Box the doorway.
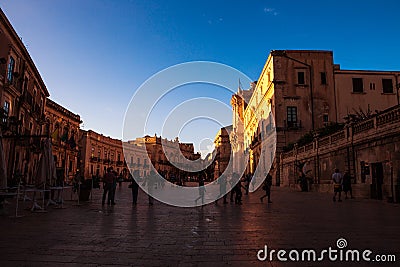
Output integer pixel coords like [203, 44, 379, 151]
[371, 162, 383, 200]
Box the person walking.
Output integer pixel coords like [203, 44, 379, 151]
[111, 169, 118, 204]
[143, 170, 157, 205]
[260, 173, 272, 203]
[233, 178, 244, 205]
[342, 171, 354, 199]
[195, 175, 206, 205]
[216, 172, 228, 204]
[230, 173, 239, 202]
[129, 173, 139, 205]
[102, 167, 116, 205]
[332, 168, 343, 202]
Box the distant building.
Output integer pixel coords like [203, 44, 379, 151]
[213, 126, 232, 179]
[0, 8, 50, 185]
[128, 134, 201, 181]
[44, 98, 81, 182]
[79, 130, 127, 179]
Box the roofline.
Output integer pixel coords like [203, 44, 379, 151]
[335, 69, 400, 74]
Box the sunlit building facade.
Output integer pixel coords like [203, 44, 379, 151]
[234, 50, 399, 186]
[0, 8, 50, 185]
[44, 98, 81, 182]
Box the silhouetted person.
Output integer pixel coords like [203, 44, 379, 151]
[260, 173, 272, 203]
[143, 170, 157, 205]
[234, 178, 244, 205]
[102, 167, 116, 205]
[230, 173, 239, 202]
[342, 171, 354, 199]
[332, 168, 343, 202]
[216, 173, 228, 204]
[195, 175, 206, 205]
[111, 169, 118, 204]
[130, 174, 139, 205]
[245, 173, 251, 195]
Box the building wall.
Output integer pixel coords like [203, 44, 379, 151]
[335, 69, 399, 121]
[44, 98, 81, 182]
[131, 135, 201, 181]
[281, 105, 400, 201]
[80, 130, 126, 179]
[214, 126, 232, 179]
[0, 8, 50, 185]
[235, 50, 400, 186]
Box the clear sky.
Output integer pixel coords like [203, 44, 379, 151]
[1, 0, 400, 155]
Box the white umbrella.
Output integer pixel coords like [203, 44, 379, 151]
[0, 129, 7, 189]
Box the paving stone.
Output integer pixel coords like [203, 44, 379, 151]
[0, 184, 399, 266]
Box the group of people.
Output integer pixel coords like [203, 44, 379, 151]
[211, 172, 273, 206]
[332, 168, 354, 202]
[102, 169, 274, 207]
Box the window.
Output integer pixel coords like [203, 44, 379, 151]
[323, 114, 329, 126]
[287, 106, 297, 127]
[382, 79, 393, 93]
[23, 77, 28, 93]
[369, 83, 375, 90]
[297, 71, 305, 85]
[352, 78, 363, 93]
[3, 100, 10, 123]
[7, 56, 15, 82]
[320, 72, 327, 85]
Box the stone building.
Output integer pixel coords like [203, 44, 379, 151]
[230, 84, 253, 175]
[79, 130, 127, 179]
[0, 8, 50, 185]
[44, 98, 81, 182]
[213, 126, 232, 179]
[281, 105, 400, 201]
[232, 50, 399, 186]
[334, 67, 399, 121]
[127, 135, 201, 181]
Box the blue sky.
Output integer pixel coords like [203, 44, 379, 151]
[1, 0, 400, 154]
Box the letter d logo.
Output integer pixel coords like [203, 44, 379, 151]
[257, 245, 268, 261]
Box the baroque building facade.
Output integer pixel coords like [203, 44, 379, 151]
[231, 50, 400, 186]
[213, 126, 232, 179]
[126, 135, 202, 181]
[0, 8, 49, 185]
[44, 98, 81, 182]
[79, 130, 128, 179]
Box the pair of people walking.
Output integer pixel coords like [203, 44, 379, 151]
[332, 168, 354, 202]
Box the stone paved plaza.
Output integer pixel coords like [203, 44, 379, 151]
[0, 184, 399, 267]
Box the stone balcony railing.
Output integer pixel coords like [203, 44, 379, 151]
[282, 105, 400, 160]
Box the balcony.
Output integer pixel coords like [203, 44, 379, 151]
[285, 120, 302, 130]
[116, 160, 124, 167]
